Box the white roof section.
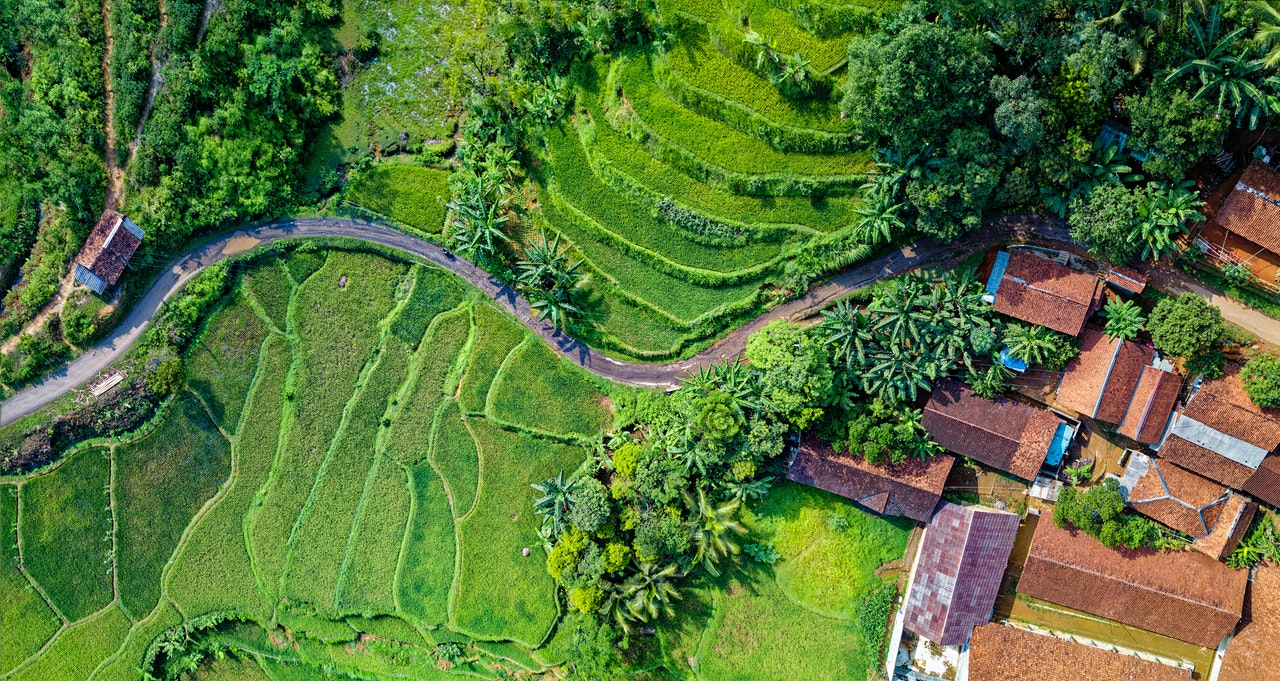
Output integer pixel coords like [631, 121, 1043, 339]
[1168, 414, 1269, 469]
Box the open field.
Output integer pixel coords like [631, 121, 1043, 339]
[186, 291, 269, 432]
[345, 165, 452, 235]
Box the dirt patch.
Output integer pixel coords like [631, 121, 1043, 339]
[599, 395, 614, 416]
[221, 235, 260, 256]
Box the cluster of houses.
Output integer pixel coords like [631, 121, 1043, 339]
[786, 248, 1280, 680]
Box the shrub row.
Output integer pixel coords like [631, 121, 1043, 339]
[764, 0, 882, 37]
[656, 198, 748, 245]
[603, 59, 865, 197]
[652, 49, 855, 154]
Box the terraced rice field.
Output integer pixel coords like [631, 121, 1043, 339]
[0, 251, 602, 680]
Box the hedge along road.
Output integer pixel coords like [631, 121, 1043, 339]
[4, 213, 1259, 427]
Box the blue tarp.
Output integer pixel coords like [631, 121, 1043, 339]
[999, 348, 1027, 373]
[1045, 422, 1072, 467]
[985, 251, 1009, 298]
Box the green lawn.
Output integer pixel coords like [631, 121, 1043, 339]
[186, 290, 269, 432]
[114, 392, 232, 619]
[489, 339, 611, 437]
[346, 165, 452, 234]
[18, 447, 114, 622]
[0, 485, 59, 674]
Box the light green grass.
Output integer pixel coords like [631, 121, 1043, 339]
[285, 339, 411, 612]
[384, 304, 471, 467]
[186, 291, 269, 432]
[336, 455, 412, 614]
[9, 602, 131, 681]
[615, 56, 867, 178]
[346, 166, 451, 234]
[284, 249, 328, 285]
[697, 565, 870, 681]
[167, 335, 288, 620]
[744, 481, 910, 617]
[430, 399, 480, 518]
[345, 614, 429, 645]
[390, 266, 467, 348]
[452, 420, 584, 645]
[246, 258, 293, 331]
[19, 447, 114, 622]
[457, 303, 526, 414]
[579, 84, 857, 232]
[397, 464, 456, 627]
[252, 252, 403, 601]
[489, 339, 610, 437]
[1, 485, 60, 674]
[93, 602, 184, 681]
[115, 393, 232, 619]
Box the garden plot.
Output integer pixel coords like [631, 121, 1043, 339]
[185, 290, 269, 432]
[345, 165, 452, 235]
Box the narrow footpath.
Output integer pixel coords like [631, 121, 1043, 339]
[4, 214, 1276, 426]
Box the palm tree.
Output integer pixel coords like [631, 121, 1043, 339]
[743, 31, 783, 72]
[531, 472, 578, 537]
[517, 229, 582, 292]
[721, 476, 773, 504]
[860, 344, 940, 404]
[447, 174, 511, 267]
[1138, 182, 1204, 261]
[853, 188, 906, 246]
[819, 300, 873, 367]
[1253, 1, 1280, 68]
[623, 561, 683, 623]
[1166, 7, 1274, 128]
[1002, 323, 1060, 366]
[1101, 299, 1147, 341]
[530, 288, 584, 332]
[687, 490, 746, 576]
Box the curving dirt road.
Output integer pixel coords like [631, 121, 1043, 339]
[0, 213, 1086, 426]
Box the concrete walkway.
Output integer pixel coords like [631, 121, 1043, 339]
[0, 213, 1191, 427]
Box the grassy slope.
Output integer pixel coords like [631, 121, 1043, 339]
[18, 447, 114, 622]
[186, 291, 269, 433]
[346, 166, 451, 234]
[114, 393, 233, 619]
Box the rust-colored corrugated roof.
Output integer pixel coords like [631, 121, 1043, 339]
[968, 623, 1192, 681]
[1219, 564, 1280, 681]
[904, 502, 1020, 646]
[1215, 160, 1280, 256]
[73, 209, 142, 288]
[1191, 493, 1256, 561]
[921, 379, 1059, 480]
[1017, 510, 1247, 648]
[1127, 459, 1229, 538]
[1184, 363, 1280, 451]
[992, 251, 1100, 336]
[1118, 367, 1182, 445]
[786, 434, 953, 522]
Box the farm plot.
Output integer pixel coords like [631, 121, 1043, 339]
[457, 302, 525, 414]
[489, 339, 611, 437]
[7, 603, 131, 681]
[430, 399, 480, 518]
[114, 392, 233, 619]
[245, 258, 293, 332]
[345, 165, 452, 234]
[185, 290, 269, 432]
[18, 447, 114, 623]
[384, 304, 472, 467]
[0, 485, 59, 673]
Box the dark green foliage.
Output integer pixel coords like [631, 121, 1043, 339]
[1053, 479, 1163, 550]
[1186, 346, 1226, 379]
[745, 320, 833, 429]
[819, 400, 935, 465]
[1, 381, 162, 474]
[285, 247, 328, 284]
[1227, 516, 1280, 569]
[570, 478, 612, 533]
[1148, 293, 1224, 358]
[842, 20, 993, 150]
[108, 0, 161, 143]
[148, 357, 186, 395]
[0, 325, 69, 386]
[1068, 184, 1145, 264]
[853, 583, 896, 665]
[146, 261, 234, 352]
[1127, 83, 1227, 182]
[1243, 352, 1280, 408]
[60, 290, 111, 347]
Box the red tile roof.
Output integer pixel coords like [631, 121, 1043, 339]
[1106, 266, 1147, 294]
[992, 251, 1101, 336]
[903, 502, 1020, 645]
[1215, 160, 1280, 256]
[968, 623, 1192, 681]
[1219, 564, 1280, 681]
[74, 209, 143, 288]
[1191, 493, 1256, 561]
[1018, 510, 1247, 648]
[921, 379, 1061, 480]
[1096, 340, 1155, 423]
[1117, 366, 1182, 445]
[1057, 330, 1158, 425]
[1127, 458, 1230, 538]
[786, 434, 953, 522]
[1242, 455, 1280, 508]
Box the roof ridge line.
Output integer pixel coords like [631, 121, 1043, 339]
[924, 405, 1026, 445]
[1035, 553, 1241, 615]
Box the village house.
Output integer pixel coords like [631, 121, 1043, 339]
[966, 623, 1192, 681]
[1055, 329, 1181, 444]
[983, 249, 1102, 337]
[902, 502, 1020, 646]
[1119, 453, 1257, 560]
[1209, 159, 1280, 265]
[1016, 510, 1247, 649]
[1218, 564, 1280, 680]
[786, 434, 952, 523]
[72, 209, 144, 295]
[921, 379, 1070, 481]
[1157, 362, 1280, 509]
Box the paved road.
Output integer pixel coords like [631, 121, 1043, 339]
[0, 213, 1090, 426]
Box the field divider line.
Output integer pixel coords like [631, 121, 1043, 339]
[245, 269, 305, 615]
[482, 336, 531, 422]
[332, 453, 385, 608]
[427, 400, 464, 523]
[276, 292, 405, 601]
[242, 281, 285, 337]
[0, 601, 123, 681]
[86, 592, 181, 681]
[106, 447, 130, 622]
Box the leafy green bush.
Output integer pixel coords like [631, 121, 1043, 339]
[1243, 352, 1280, 408]
[1053, 479, 1166, 550]
[1148, 293, 1223, 358]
